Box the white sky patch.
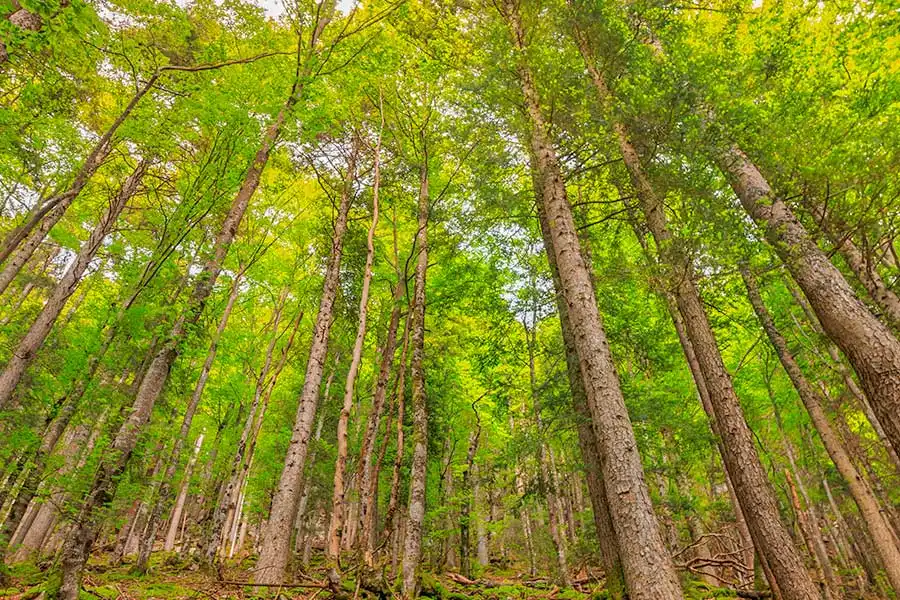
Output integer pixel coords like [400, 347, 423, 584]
[225, 0, 357, 19]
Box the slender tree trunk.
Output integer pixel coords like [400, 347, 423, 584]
[401, 156, 430, 600]
[383, 316, 411, 556]
[205, 290, 298, 565]
[255, 138, 358, 584]
[502, 4, 682, 597]
[327, 133, 381, 562]
[55, 65, 297, 597]
[715, 142, 900, 458]
[0, 162, 147, 408]
[134, 272, 244, 572]
[164, 434, 204, 551]
[0, 80, 158, 295]
[742, 266, 900, 593]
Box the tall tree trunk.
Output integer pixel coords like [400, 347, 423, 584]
[502, 4, 683, 597]
[255, 138, 358, 584]
[400, 155, 430, 600]
[134, 271, 244, 573]
[164, 433, 204, 551]
[358, 196, 404, 567]
[0, 161, 147, 408]
[55, 62, 300, 597]
[715, 142, 900, 458]
[383, 316, 411, 557]
[785, 277, 900, 473]
[0, 80, 158, 294]
[570, 17, 816, 597]
[804, 196, 900, 330]
[742, 266, 900, 593]
[204, 290, 298, 565]
[534, 179, 626, 598]
[327, 131, 381, 562]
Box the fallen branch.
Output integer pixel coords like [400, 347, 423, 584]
[215, 580, 328, 589]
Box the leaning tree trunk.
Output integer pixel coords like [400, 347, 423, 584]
[804, 196, 900, 331]
[0, 161, 147, 408]
[534, 177, 627, 599]
[400, 157, 430, 600]
[569, 20, 817, 596]
[56, 65, 300, 599]
[716, 142, 900, 459]
[0, 80, 159, 297]
[327, 132, 381, 562]
[502, 3, 683, 597]
[255, 139, 358, 584]
[742, 266, 900, 593]
[164, 433, 204, 551]
[204, 289, 296, 565]
[133, 271, 244, 573]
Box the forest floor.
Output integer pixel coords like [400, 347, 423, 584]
[0, 552, 603, 600]
[0, 553, 773, 600]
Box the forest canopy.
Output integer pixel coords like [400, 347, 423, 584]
[0, 0, 898, 598]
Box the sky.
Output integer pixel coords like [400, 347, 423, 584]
[254, 0, 357, 18]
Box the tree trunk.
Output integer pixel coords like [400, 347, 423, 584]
[804, 196, 900, 330]
[401, 156, 430, 600]
[358, 296, 403, 565]
[164, 433, 204, 551]
[134, 271, 243, 573]
[0, 161, 147, 408]
[716, 142, 900, 459]
[55, 62, 296, 596]
[255, 138, 358, 584]
[534, 192, 626, 597]
[358, 201, 405, 564]
[383, 316, 411, 557]
[205, 290, 299, 565]
[0, 78, 157, 295]
[327, 131, 381, 562]
[502, 4, 683, 597]
[742, 266, 900, 593]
